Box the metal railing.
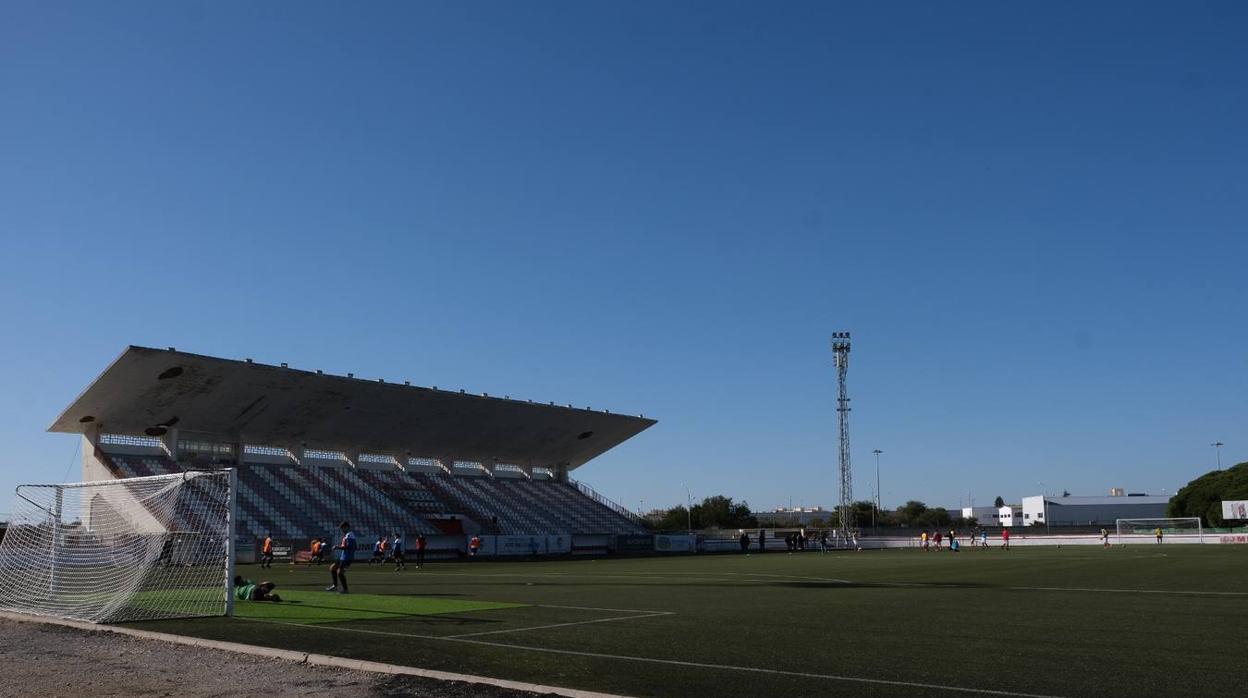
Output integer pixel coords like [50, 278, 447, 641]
[568, 478, 646, 527]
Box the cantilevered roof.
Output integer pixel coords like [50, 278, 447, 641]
[49, 347, 656, 470]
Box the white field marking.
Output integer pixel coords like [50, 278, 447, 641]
[444, 611, 672, 639]
[239, 618, 1067, 698]
[1007, 585, 1248, 597]
[724, 572, 854, 584]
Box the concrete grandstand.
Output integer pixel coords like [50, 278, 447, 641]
[50, 346, 655, 557]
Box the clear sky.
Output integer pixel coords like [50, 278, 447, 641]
[1, 2, 1245, 515]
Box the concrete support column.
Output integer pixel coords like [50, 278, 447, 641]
[161, 428, 180, 461]
[520, 465, 534, 480]
[553, 463, 570, 483]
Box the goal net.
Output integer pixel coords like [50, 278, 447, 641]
[1114, 517, 1203, 544]
[0, 470, 235, 624]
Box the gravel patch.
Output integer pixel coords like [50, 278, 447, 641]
[0, 619, 554, 698]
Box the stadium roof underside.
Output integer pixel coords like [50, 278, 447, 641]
[49, 346, 656, 470]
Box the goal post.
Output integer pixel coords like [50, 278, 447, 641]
[1114, 517, 1203, 545]
[0, 470, 234, 624]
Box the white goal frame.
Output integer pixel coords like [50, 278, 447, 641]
[0, 469, 236, 624]
[1114, 517, 1203, 544]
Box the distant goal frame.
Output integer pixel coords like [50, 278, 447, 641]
[1114, 517, 1203, 544]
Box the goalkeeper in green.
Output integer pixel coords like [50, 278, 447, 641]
[233, 576, 282, 602]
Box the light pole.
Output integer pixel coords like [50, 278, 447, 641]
[683, 485, 693, 535]
[1212, 442, 1224, 470]
[872, 449, 883, 531]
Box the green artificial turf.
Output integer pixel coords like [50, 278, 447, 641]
[126, 547, 1248, 698]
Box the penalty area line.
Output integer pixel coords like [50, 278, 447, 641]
[240, 618, 1069, 698]
[445, 611, 673, 639]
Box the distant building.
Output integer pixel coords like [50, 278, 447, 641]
[956, 506, 1002, 525]
[1021, 495, 1168, 526]
[997, 505, 1022, 527]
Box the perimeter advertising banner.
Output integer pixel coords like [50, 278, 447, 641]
[615, 534, 654, 553]
[253, 538, 293, 561]
[1222, 501, 1248, 520]
[654, 534, 695, 552]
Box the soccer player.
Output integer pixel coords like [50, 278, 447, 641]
[392, 532, 406, 571]
[326, 521, 356, 594]
[1100, 528, 1110, 548]
[370, 537, 384, 564]
[468, 534, 481, 558]
[260, 534, 274, 569]
[1001, 527, 1011, 550]
[921, 530, 929, 551]
[234, 575, 282, 603]
[1155, 527, 1163, 544]
[980, 529, 988, 549]
[415, 532, 427, 568]
[933, 531, 943, 550]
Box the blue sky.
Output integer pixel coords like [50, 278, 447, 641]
[1, 2, 1245, 514]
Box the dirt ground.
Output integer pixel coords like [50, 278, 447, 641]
[0, 619, 554, 698]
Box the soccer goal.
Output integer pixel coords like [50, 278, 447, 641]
[1114, 517, 1203, 545]
[0, 469, 236, 624]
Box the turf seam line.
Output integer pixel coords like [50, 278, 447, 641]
[0, 610, 635, 698]
[536, 603, 673, 613]
[1009, 586, 1248, 596]
[241, 617, 1071, 698]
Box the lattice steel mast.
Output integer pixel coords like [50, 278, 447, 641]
[831, 332, 854, 539]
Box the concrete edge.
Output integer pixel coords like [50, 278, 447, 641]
[0, 610, 633, 698]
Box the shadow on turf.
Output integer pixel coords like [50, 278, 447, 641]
[271, 601, 502, 627]
[776, 581, 996, 590]
[441, 580, 998, 591]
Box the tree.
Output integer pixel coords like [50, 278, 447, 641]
[656, 505, 692, 531]
[917, 507, 952, 528]
[1168, 462, 1248, 526]
[898, 500, 928, 526]
[993, 496, 1005, 508]
[652, 495, 758, 531]
[693, 495, 758, 529]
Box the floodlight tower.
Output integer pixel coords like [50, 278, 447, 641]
[831, 332, 854, 539]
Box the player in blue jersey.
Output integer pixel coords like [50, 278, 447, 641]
[326, 521, 356, 594]
[391, 532, 406, 571]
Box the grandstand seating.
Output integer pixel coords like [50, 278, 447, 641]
[100, 452, 643, 542]
[412, 472, 645, 536]
[103, 454, 182, 479]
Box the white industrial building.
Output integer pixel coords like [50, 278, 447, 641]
[959, 494, 1169, 527]
[957, 505, 1021, 526]
[1021, 494, 1169, 526]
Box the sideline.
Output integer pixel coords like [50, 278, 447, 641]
[0, 610, 633, 698]
[240, 616, 1070, 698]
